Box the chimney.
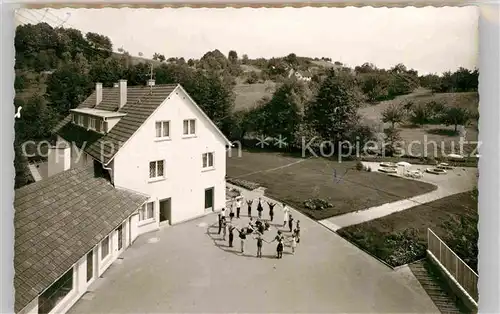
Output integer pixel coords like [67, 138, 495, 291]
[95, 82, 103, 106]
[119, 79, 127, 109]
[113, 82, 119, 88]
[48, 141, 71, 177]
[147, 79, 155, 87]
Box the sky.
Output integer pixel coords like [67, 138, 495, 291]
[17, 6, 479, 75]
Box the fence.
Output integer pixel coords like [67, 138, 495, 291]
[427, 228, 478, 303]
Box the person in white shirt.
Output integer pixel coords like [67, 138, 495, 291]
[283, 203, 289, 227]
[236, 197, 242, 219]
[221, 206, 226, 219]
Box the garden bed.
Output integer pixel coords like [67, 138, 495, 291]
[226, 177, 261, 191]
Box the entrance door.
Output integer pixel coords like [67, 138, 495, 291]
[205, 187, 214, 212]
[159, 198, 171, 225]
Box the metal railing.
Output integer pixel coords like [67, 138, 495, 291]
[427, 228, 478, 302]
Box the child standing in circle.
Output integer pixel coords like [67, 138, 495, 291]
[257, 198, 264, 219]
[236, 197, 242, 218]
[283, 203, 289, 227]
[254, 232, 265, 258]
[290, 231, 297, 254]
[246, 199, 254, 217]
[237, 228, 247, 253]
[271, 231, 285, 259]
[267, 201, 276, 222]
[288, 214, 294, 233]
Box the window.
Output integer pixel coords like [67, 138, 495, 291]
[86, 250, 93, 282]
[72, 113, 76, 123]
[202, 152, 214, 168]
[117, 225, 123, 250]
[100, 120, 107, 133]
[155, 121, 170, 138]
[139, 202, 155, 221]
[149, 160, 165, 179]
[38, 268, 73, 314]
[101, 236, 110, 260]
[77, 115, 84, 126]
[89, 118, 96, 130]
[183, 119, 196, 136]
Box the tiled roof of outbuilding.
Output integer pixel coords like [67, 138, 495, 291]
[14, 165, 148, 312]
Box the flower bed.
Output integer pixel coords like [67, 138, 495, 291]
[226, 177, 261, 190]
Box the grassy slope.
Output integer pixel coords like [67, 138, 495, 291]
[233, 81, 277, 111]
[337, 191, 477, 267]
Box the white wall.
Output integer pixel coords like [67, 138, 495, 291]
[55, 136, 92, 170]
[47, 146, 71, 177]
[113, 87, 227, 227]
[106, 117, 122, 132]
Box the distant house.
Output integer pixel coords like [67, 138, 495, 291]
[15, 79, 232, 314]
[288, 68, 312, 81]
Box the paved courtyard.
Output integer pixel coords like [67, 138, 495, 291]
[69, 186, 439, 313]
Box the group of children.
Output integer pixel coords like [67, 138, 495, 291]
[217, 196, 301, 259]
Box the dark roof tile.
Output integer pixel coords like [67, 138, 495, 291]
[54, 85, 178, 164]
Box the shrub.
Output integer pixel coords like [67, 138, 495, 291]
[384, 228, 426, 266]
[304, 198, 333, 211]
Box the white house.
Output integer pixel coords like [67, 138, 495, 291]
[287, 68, 312, 81]
[15, 80, 232, 314]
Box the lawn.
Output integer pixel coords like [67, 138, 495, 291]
[227, 150, 436, 220]
[337, 191, 478, 269]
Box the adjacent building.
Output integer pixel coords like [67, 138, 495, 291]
[15, 80, 232, 314]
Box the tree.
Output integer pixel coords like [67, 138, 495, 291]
[228, 50, 238, 63]
[383, 127, 403, 157]
[257, 80, 306, 143]
[85, 32, 112, 58]
[409, 104, 431, 126]
[382, 104, 405, 128]
[242, 54, 249, 64]
[15, 94, 58, 141]
[246, 71, 259, 84]
[442, 107, 472, 133]
[158, 54, 166, 62]
[360, 72, 389, 102]
[89, 57, 126, 87]
[304, 69, 363, 144]
[45, 63, 92, 115]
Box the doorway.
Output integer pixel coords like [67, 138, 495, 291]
[159, 198, 171, 225]
[205, 187, 214, 212]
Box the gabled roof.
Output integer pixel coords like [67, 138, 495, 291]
[54, 84, 232, 166]
[14, 165, 148, 312]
